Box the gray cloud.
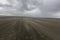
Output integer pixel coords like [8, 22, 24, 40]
[42, 0, 60, 18]
[0, 0, 60, 18]
[43, 0, 60, 12]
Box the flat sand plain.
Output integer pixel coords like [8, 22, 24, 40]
[0, 16, 60, 40]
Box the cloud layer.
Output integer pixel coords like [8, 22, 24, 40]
[0, 0, 60, 18]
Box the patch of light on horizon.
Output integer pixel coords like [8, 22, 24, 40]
[0, 14, 11, 15]
[53, 12, 60, 18]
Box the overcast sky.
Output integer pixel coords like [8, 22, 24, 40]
[0, 0, 60, 18]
